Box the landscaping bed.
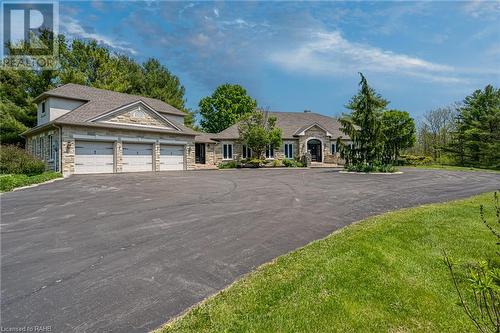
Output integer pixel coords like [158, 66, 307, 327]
[0, 145, 62, 192]
[160, 192, 496, 332]
[0, 172, 62, 192]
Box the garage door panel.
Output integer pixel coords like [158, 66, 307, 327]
[122, 143, 153, 172]
[160, 145, 183, 170]
[75, 141, 114, 174]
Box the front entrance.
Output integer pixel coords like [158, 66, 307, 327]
[195, 143, 206, 164]
[307, 139, 322, 162]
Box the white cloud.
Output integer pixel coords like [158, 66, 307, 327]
[269, 30, 463, 83]
[463, 0, 500, 18]
[213, 8, 219, 17]
[190, 33, 209, 47]
[61, 16, 137, 55]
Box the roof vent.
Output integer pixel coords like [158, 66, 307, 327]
[304, 109, 311, 113]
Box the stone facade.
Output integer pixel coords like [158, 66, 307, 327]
[26, 125, 196, 176]
[104, 106, 172, 128]
[212, 126, 345, 166]
[26, 128, 60, 172]
[298, 125, 331, 163]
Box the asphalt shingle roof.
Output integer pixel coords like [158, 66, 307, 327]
[34, 83, 187, 119]
[216, 111, 346, 139]
[28, 83, 198, 135]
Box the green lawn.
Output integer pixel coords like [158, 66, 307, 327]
[403, 164, 500, 173]
[0, 172, 62, 192]
[160, 192, 497, 333]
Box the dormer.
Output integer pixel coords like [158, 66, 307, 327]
[37, 96, 86, 126]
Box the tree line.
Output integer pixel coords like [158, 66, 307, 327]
[1, 34, 193, 145]
[410, 85, 499, 169]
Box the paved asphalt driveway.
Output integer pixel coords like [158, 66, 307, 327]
[1, 168, 499, 332]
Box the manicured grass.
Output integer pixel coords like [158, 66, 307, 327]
[0, 172, 62, 192]
[160, 192, 497, 333]
[403, 164, 500, 173]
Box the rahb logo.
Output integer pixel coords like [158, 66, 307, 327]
[1, 0, 59, 69]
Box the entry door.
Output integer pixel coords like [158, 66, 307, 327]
[308, 141, 322, 162]
[75, 141, 114, 174]
[160, 145, 184, 170]
[195, 143, 205, 164]
[122, 143, 153, 172]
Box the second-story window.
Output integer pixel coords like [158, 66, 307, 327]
[41, 101, 46, 114]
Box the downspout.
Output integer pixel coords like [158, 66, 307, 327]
[54, 124, 63, 174]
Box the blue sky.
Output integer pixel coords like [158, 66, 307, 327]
[60, 1, 500, 121]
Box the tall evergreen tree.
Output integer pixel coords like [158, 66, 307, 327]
[339, 73, 388, 165]
[448, 85, 500, 168]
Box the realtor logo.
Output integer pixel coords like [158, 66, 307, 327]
[1, 0, 59, 69]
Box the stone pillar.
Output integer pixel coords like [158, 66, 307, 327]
[61, 138, 75, 177]
[185, 142, 195, 170]
[154, 142, 160, 171]
[115, 141, 123, 173]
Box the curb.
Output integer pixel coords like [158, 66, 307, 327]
[1, 177, 64, 194]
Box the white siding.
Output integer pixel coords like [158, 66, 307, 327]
[37, 97, 85, 125]
[164, 114, 185, 125]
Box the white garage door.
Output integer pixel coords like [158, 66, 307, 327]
[122, 143, 153, 172]
[160, 145, 184, 171]
[75, 141, 114, 174]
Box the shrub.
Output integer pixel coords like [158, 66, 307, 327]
[218, 161, 238, 169]
[282, 158, 293, 167]
[346, 163, 397, 173]
[444, 192, 500, 333]
[271, 159, 283, 167]
[283, 159, 305, 168]
[245, 158, 264, 168]
[0, 145, 46, 175]
[0, 172, 62, 192]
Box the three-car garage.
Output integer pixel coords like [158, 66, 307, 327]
[73, 139, 185, 174]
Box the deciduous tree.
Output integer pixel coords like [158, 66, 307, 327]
[199, 84, 257, 133]
[238, 110, 282, 160]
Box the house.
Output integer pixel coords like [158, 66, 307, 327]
[23, 84, 349, 176]
[206, 111, 350, 166]
[23, 83, 202, 176]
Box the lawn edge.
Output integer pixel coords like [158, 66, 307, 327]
[153, 191, 494, 332]
[0, 174, 64, 194]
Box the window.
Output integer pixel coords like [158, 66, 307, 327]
[131, 108, 146, 118]
[331, 143, 336, 154]
[38, 137, 44, 158]
[265, 145, 274, 159]
[48, 135, 54, 160]
[31, 139, 36, 155]
[284, 143, 293, 159]
[223, 143, 233, 160]
[242, 145, 252, 159]
[41, 101, 46, 114]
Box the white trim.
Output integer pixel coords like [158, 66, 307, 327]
[121, 137, 158, 143]
[100, 121, 174, 130]
[306, 137, 324, 162]
[296, 123, 332, 137]
[265, 144, 275, 159]
[158, 139, 187, 145]
[284, 142, 294, 159]
[222, 142, 233, 160]
[89, 100, 182, 131]
[73, 134, 118, 141]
